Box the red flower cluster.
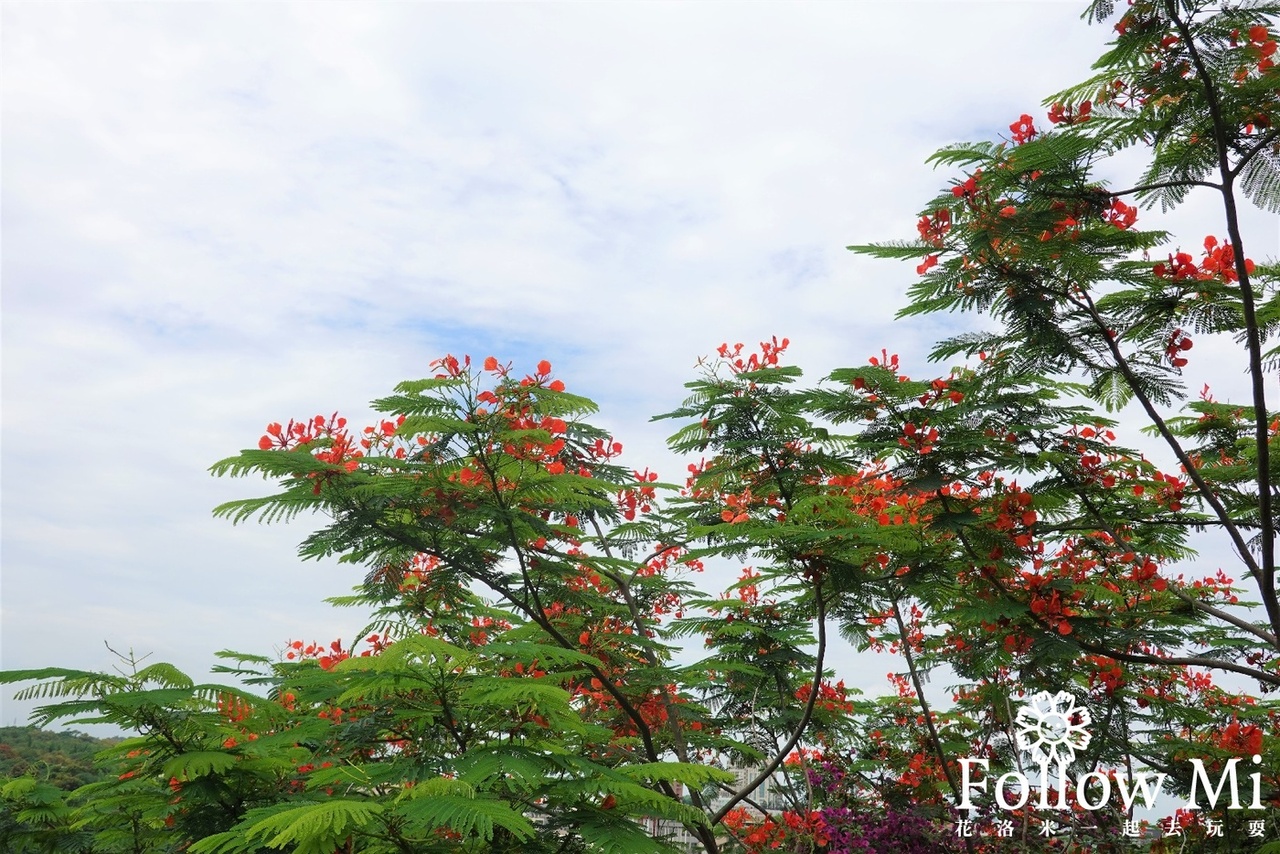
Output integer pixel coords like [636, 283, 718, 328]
[1200, 235, 1256, 283]
[469, 615, 510, 646]
[1166, 328, 1193, 368]
[259, 413, 350, 452]
[1242, 24, 1277, 74]
[1028, 583, 1078, 636]
[1104, 198, 1137, 229]
[217, 693, 252, 724]
[617, 468, 659, 521]
[916, 207, 951, 247]
[1128, 556, 1168, 592]
[794, 679, 855, 714]
[1009, 114, 1036, 144]
[951, 171, 981, 200]
[1086, 655, 1126, 696]
[1149, 469, 1186, 512]
[899, 421, 939, 455]
[257, 413, 368, 492]
[1153, 252, 1201, 281]
[867, 349, 900, 372]
[1220, 718, 1264, 755]
[1048, 100, 1092, 126]
[431, 353, 470, 378]
[1153, 236, 1258, 288]
[285, 638, 349, 671]
[716, 336, 791, 374]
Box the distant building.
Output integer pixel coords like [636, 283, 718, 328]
[640, 766, 791, 852]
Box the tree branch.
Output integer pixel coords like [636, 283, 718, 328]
[711, 583, 827, 825]
[1169, 0, 1279, 639]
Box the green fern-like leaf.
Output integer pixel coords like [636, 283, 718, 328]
[133, 662, 195, 689]
[187, 831, 260, 854]
[1239, 143, 1280, 213]
[211, 490, 324, 525]
[1, 669, 127, 699]
[454, 746, 558, 790]
[242, 800, 384, 854]
[616, 761, 735, 789]
[394, 792, 535, 842]
[575, 814, 683, 853]
[163, 751, 238, 781]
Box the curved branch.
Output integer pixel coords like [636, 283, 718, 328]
[1229, 127, 1280, 179]
[711, 583, 827, 825]
[1072, 635, 1280, 686]
[1168, 587, 1279, 648]
[713, 783, 777, 824]
[362, 507, 675, 783]
[1031, 435, 1280, 649]
[942, 495, 1280, 687]
[1167, 0, 1278, 640]
[891, 600, 965, 802]
[1106, 178, 1221, 196]
[892, 600, 978, 854]
[1065, 287, 1267, 588]
[585, 515, 720, 853]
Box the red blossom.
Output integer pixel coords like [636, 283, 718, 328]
[1104, 199, 1138, 229]
[951, 171, 981, 199]
[1048, 100, 1092, 125]
[916, 207, 952, 247]
[1220, 719, 1264, 755]
[1009, 114, 1037, 144]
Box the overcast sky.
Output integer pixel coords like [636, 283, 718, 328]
[3, 2, 1273, 732]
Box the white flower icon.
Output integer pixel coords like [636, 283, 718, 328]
[1014, 691, 1092, 768]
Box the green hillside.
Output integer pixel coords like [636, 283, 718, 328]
[0, 726, 117, 790]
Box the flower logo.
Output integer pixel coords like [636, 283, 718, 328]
[1014, 691, 1092, 768]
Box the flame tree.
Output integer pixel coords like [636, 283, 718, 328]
[4, 2, 1280, 852]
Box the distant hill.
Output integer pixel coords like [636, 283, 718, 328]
[0, 726, 119, 790]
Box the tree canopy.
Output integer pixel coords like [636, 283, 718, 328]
[4, 1, 1280, 852]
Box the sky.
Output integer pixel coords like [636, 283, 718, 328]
[2, 2, 1274, 734]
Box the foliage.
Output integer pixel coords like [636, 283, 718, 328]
[0, 727, 118, 790]
[0, 727, 119, 852]
[4, 2, 1280, 852]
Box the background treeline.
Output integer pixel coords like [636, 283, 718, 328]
[0, 726, 118, 790]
